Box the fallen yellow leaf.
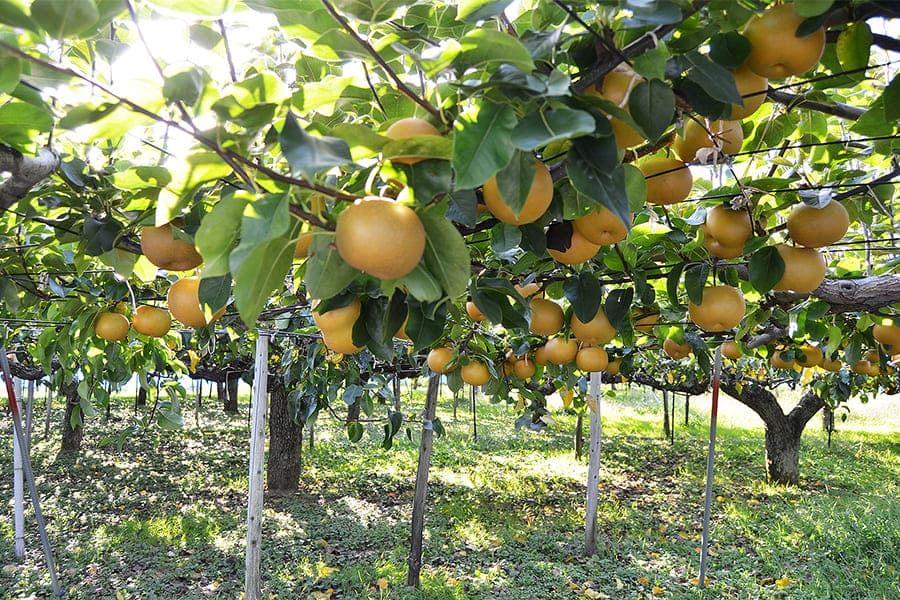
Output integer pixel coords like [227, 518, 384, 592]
[652, 585, 664, 595]
[376, 578, 388, 590]
[775, 577, 794, 588]
[638, 575, 650, 585]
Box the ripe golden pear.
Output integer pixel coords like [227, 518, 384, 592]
[743, 3, 826, 79]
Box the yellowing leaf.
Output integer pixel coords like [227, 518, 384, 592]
[652, 585, 664, 595]
[638, 576, 650, 585]
[311, 590, 334, 600]
[513, 534, 526, 543]
[376, 578, 388, 590]
[775, 577, 794, 588]
[188, 349, 200, 373]
[317, 564, 335, 577]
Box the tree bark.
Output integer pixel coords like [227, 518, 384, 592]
[720, 375, 825, 485]
[223, 373, 239, 414]
[60, 381, 82, 454]
[662, 390, 671, 439]
[266, 377, 302, 493]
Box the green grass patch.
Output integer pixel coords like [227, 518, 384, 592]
[0, 385, 896, 599]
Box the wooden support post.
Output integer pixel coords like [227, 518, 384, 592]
[25, 380, 34, 447]
[584, 371, 602, 555]
[244, 334, 269, 600]
[407, 375, 439, 588]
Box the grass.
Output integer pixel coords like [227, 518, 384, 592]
[0, 382, 897, 599]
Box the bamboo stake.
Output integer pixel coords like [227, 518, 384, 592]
[584, 371, 602, 555]
[0, 350, 61, 595]
[244, 334, 269, 600]
[698, 346, 723, 589]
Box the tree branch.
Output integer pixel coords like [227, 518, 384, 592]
[0, 145, 60, 213]
[773, 274, 900, 314]
[720, 371, 787, 426]
[319, 0, 443, 124]
[573, 0, 711, 94]
[766, 88, 866, 121]
[787, 391, 825, 433]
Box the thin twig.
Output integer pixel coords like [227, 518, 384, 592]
[217, 19, 239, 83]
[362, 62, 387, 118]
[553, 0, 631, 67]
[0, 41, 360, 211]
[319, 0, 443, 123]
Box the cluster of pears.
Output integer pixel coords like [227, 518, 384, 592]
[93, 303, 173, 342]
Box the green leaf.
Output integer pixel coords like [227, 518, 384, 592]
[198, 274, 231, 314]
[457, 0, 512, 22]
[454, 29, 535, 74]
[229, 194, 296, 325]
[491, 151, 536, 219]
[564, 271, 602, 324]
[793, 0, 834, 17]
[382, 135, 452, 162]
[30, 0, 98, 38]
[628, 79, 675, 142]
[355, 297, 393, 361]
[519, 28, 562, 60]
[303, 233, 359, 300]
[510, 107, 595, 151]
[0, 1, 37, 30]
[404, 298, 448, 350]
[566, 138, 629, 231]
[163, 67, 206, 107]
[0, 101, 52, 152]
[491, 223, 521, 255]
[883, 74, 900, 122]
[631, 46, 669, 81]
[347, 420, 364, 442]
[82, 216, 122, 256]
[623, 164, 646, 214]
[679, 51, 743, 105]
[196, 193, 249, 278]
[395, 159, 453, 202]
[0, 52, 21, 94]
[331, 122, 388, 160]
[452, 102, 517, 190]
[683, 263, 709, 305]
[280, 112, 352, 178]
[471, 278, 528, 331]
[390, 263, 442, 302]
[749, 246, 785, 295]
[419, 203, 471, 300]
[836, 22, 872, 82]
[604, 288, 633, 332]
[708, 31, 751, 68]
[146, 0, 236, 18]
[331, 0, 403, 23]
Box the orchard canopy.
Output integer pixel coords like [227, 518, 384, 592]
[0, 0, 899, 429]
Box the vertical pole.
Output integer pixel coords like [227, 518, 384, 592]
[407, 375, 440, 588]
[393, 372, 401, 412]
[584, 371, 602, 555]
[662, 389, 670, 440]
[25, 380, 35, 447]
[13, 379, 25, 560]
[43, 384, 53, 438]
[1, 351, 61, 595]
[245, 334, 269, 600]
[470, 385, 477, 442]
[684, 394, 690, 426]
[698, 346, 723, 589]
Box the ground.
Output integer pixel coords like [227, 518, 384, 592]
[0, 383, 897, 599]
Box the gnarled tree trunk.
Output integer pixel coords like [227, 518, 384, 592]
[721, 376, 824, 485]
[60, 381, 82, 454]
[266, 377, 302, 493]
